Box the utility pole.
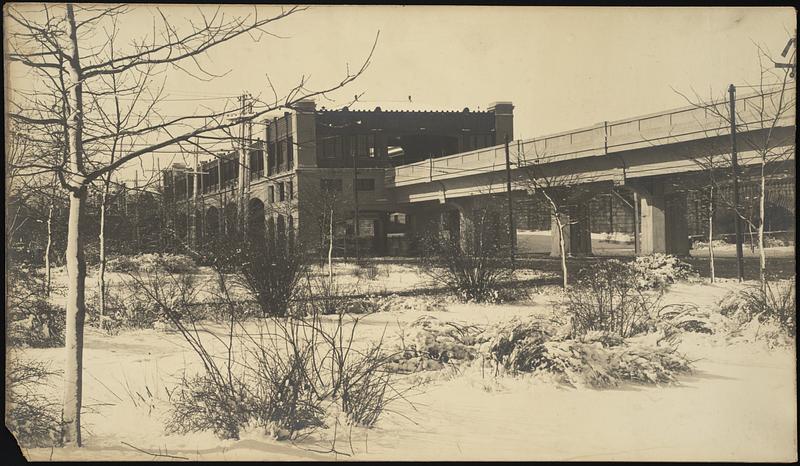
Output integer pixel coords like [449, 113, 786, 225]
[353, 137, 360, 262]
[775, 30, 797, 78]
[729, 84, 745, 282]
[236, 93, 249, 235]
[155, 159, 161, 249]
[134, 170, 140, 251]
[504, 136, 516, 261]
[186, 168, 191, 247]
[633, 191, 640, 255]
[192, 140, 199, 247]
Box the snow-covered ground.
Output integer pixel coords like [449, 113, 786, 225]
[16, 267, 797, 461]
[516, 229, 795, 259]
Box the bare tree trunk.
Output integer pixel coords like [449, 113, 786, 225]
[45, 200, 54, 296]
[554, 213, 568, 289]
[62, 4, 87, 446]
[708, 185, 715, 284]
[328, 206, 334, 285]
[99, 187, 108, 324]
[758, 159, 767, 293]
[63, 188, 87, 446]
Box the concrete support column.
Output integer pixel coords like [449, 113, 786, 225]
[374, 212, 389, 256]
[639, 182, 666, 254]
[459, 208, 476, 252]
[447, 198, 475, 252]
[550, 205, 592, 257]
[570, 203, 593, 256]
[665, 192, 690, 256]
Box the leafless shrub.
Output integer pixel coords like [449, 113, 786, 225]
[5, 354, 62, 447]
[720, 279, 796, 337]
[298, 276, 357, 316]
[105, 253, 198, 274]
[166, 372, 251, 440]
[567, 260, 661, 338]
[133, 254, 415, 441]
[419, 223, 516, 303]
[6, 266, 65, 348]
[352, 263, 380, 281]
[121, 267, 203, 327]
[204, 234, 308, 317]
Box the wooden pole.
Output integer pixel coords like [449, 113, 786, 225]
[504, 136, 516, 260]
[353, 137, 360, 262]
[729, 84, 745, 282]
[633, 191, 641, 255]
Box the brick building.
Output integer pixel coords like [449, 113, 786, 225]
[164, 99, 515, 256]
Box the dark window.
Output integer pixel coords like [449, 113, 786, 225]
[321, 178, 343, 192]
[267, 141, 276, 175]
[276, 214, 286, 238]
[357, 135, 368, 157]
[342, 135, 352, 158]
[278, 182, 285, 201]
[322, 136, 340, 158]
[276, 140, 285, 169]
[250, 149, 264, 178]
[355, 178, 375, 191]
[287, 180, 294, 200]
[352, 134, 375, 158]
[287, 136, 294, 170]
[268, 186, 275, 203]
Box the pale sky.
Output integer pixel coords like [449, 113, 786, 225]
[6, 5, 796, 184]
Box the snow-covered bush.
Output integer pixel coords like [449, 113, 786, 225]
[567, 260, 660, 338]
[631, 254, 695, 290]
[764, 236, 790, 248]
[657, 303, 716, 335]
[106, 253, 198, 274]
[407, 316, 484, 362]
[484, 316, 692, 388]
[6, 266, 65, 348]
[692, 238, 729, 250]
[362, 294, 448, 315]
[719, 279, 796, 338]
[605, 342, 693, 386]
[484, 316, 566, 373]
[5, 355, 62, 447]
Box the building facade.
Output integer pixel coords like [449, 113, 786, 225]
[164, 99, 515, 256]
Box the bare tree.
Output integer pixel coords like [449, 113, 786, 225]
[676, 41, 796, 289]
[301, 181, 353, 282]
[6, 4, 376, 446]
[516, 146, 597, 288]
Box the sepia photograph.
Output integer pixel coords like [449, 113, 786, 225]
[4, 3, 797, 461]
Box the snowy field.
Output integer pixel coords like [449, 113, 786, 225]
[16, 263, 798, 462]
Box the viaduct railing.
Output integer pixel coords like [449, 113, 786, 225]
[386, 89, 796, 188]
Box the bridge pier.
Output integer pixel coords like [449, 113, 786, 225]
[633, 180, 690, 256]
[550, 203, 593, 257]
